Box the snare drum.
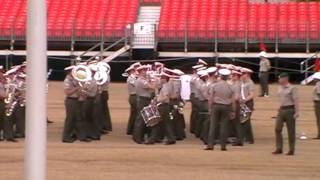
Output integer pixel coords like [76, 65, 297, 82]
[140, 104, 161, 127]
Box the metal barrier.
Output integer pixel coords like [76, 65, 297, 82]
[300, 51, 320, 80]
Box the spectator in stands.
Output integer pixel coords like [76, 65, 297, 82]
[314, 58, 320, 72]
[258, 51, 271, 97]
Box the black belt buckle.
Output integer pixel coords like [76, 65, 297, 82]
[280, 105, 294, 110]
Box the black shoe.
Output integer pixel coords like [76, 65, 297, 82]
[80, 139, 91, 143]
[47, 120, 54, 124]
[164, 141, 176, 145]
[144, 141, 155, 145]
[62, 140, 75, 143]
[272, 150, 283, 155]
[204, 146, 214, 151]
[6, 138, 18, 143]
[286, 151, 294, 156]
[232, 143, 243, 146]
[101, 130, 109, 135]
[14, 134, 25, 139]
[221, 147, 227, 151]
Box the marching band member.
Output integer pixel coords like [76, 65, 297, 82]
[273, 73, 299, 156]
[313, 73, 320, 139]
[101, 69, 112, 133]
[168, 69, 186, 141]
[62, 66, 90, 143]
[125, 65, 138, 135]
[82, 65, 100, 140]
[159, 72, 176, 145]
[201, 67, 218, 144]
[240, 68, 255, 144]
[205, 69, 235, 151]
[133, 65, 156, 144]
[0, 67, 17, 142]
[258, 51, 271, 97]
[14, 70, 26, 138]
[146, 72, 176, 145]
[189, 64, 205, 134]
[194, 69, 209, 138]
[230, 70, 244, 146]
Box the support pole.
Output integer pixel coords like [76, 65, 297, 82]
[25, 0, 47, 180]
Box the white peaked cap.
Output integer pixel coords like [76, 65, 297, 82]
[312, 72, 320, 80]
[197, 70, 208, 77]
[206, 67, 217, 74]
[258, 51, 268, 58]
[218, 68, 231, 76]
[197, 59, 208, 66]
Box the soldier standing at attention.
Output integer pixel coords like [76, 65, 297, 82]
[273, 73, 299, 156]
[125, 65, 138, 135]
[133, 65, 156, 144]
[313, 73, 320, 139]
[205, 69, 235, 151]
[240, 68, 255, 144]
[258, 51, 271, 97]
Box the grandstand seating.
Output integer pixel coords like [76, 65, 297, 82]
[158, 0, 320, 41]
[0, 0, 139, 40]
[0, 0, 319, 42]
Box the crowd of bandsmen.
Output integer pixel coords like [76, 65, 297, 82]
[123, 58, 320, 155]
[62, 62, 112, 143]
[124, 60, 257, 149]
[0, 62, 53, 142]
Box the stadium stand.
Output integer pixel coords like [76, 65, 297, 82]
[0, 0, 319, 52]
[0, 0, 139, 40]
[158, 0, 320, 42]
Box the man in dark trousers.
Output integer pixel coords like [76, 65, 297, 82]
[258, 51, 271, 97]
[0, 67, 17, 142]
[125, 65, 138, 135]
[150, 72, 176, 145]
[62, 66, 91, 143]
[132, 65, 156, 144]
[273, 73, 299, 156]
[205, 69, 235, 151]
[240, 68, 256, 144]
[313, 73, 320, 139]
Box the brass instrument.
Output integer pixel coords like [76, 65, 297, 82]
[239, 102, 252, 123]
[4, 75, 18, 116]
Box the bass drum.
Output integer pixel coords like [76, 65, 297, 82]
[140, 104, 161, 127]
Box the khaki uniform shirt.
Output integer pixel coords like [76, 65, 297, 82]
[86, 80, 98, 98]
[127, 75, 137, 95]
[64, 75, 79, 98]
[195, 80, 207, 101]
[157, 82, 170, 104]
[241, 79, 255, 100]
[314, 81, 320, 101]
[135, 77, 154, 98]
[190, 74, 199, 94]
[0, 82, 6, 98]
[210, 80, 234, 105]
[168, 79, 181, 99]
[259, 58, 271, 72]
[231, 80, 241, 101]
[278, 84, 299, 110]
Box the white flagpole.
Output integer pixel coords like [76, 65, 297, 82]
[25, 0, 47, 180]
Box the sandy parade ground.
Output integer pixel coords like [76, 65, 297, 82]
[0, 82, 319, 180]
